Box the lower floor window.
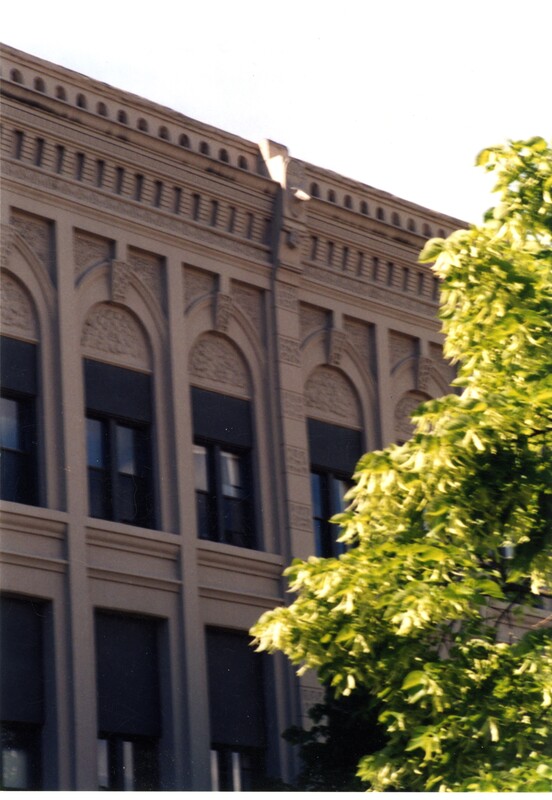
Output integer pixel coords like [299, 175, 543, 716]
[1, 723, 41, 790]
[97, 735, 158, 791]
[210, 746, 265, 791]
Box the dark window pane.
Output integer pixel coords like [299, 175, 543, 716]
[116, 425, 136, 475]
[310, 473, 323, 518]
[196, 492, 215, 540]
[1, 724, 41, 790]
[332, 478, 350, 514]
[87, 418, 105, 468]
[118, 473, 139, 524]
[221, 450, 244, 498]
[88, 467, 110, 519]
[0, 398, 19, 449]
[193, 444, 208, 491]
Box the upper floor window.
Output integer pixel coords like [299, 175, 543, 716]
[84, 360, 154, 528]
[0, 337, 39, 506]
[192, 387, 255, 548]
[308, 419, 362, 558]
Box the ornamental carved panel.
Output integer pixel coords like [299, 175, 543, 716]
[274, 283, 298, 312]
[344, 317, 373, 371]
[128, 247, 165, 310]
[11, 210, 54, 280]
[417, 356, 434, 392]
[327, 328, 347, 366]
[74, 230, 113, 278]
[394, 391, 430, 439]
[289, 501, 312, 531]
[278, 335, 301, 366]
[305, 366, 361, 427]
[389, 330, 417, 367]
[213, 292, 233, 333]
[232, 282, 263, 335]
[299, 303, 327, 343]
[184, 266, 216, 309]
[189, 334, 249, 395]
[0, 272, 38, 340]
[281, 390, 304, 421]
[81, 303, 150, 370]
[285, 446, 309, 476]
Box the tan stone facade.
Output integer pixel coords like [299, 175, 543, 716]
[1, 44, 465, 790]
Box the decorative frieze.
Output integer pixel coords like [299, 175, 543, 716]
[327, 328, 347, 367]
[299, 303, 327, 343]
[394, 390, 429, 438]
[289, 502, 312, 531]
[305, 366, 361, 426]
[274, 282, 298, 312]
[110, 260, 133, 303]
[0, 272, 38, 340]
[0, 225, 16, 270]
[389, 330, 417, 367]
[213, 292, 233, 333]
[127, 247, 165, 310]
[232, 282, 264, 335]
[278, 335, 301, 366]
[281, 390, 305, 421]
[184, 266, 216, 309]
[189, 333, 249, 394]
[285, 446, 309, 477]
[74, 230, 113, 278]
[344, 317, 373, 371]
[81, 303, 150, 369]
[416, 356, 434, 392]
[10, 209, 54, 280]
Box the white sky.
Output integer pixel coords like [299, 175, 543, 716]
[2, 0, 550, 224]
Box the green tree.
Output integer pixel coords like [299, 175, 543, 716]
[252, 137, 552, 792]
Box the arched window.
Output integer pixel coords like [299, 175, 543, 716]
[423, 223, 433, 237]
[360, 200, 369, 215]
[218, 148, 229, 163]
[33, 77, 46, 93]
[117, 110, 128, 124]
[179, 133, 190, 148]
[137, 118, 148, 132]
[10, 69, 23, 84]
[76, 93, 87, 109]
[344, 194, 353, 209]
[376, 207, 385, 221]
[327, 189, 336, 203]
[97, 102, 108, 117]
[56, 85, 67, 100]
[158, 126, 170, 141]
[438, 228, 446, 238]
[310, 182, 320, 198]
[392, 212, 401, 226]
[200, 141, 210, 156]
[238, 155, 248, 170]
[407, 217, 416, 232]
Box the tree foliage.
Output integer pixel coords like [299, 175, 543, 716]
[252, 137, 552, 792]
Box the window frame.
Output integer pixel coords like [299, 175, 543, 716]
[194, 437, 253, 547]
[191, 387, 256, 549]
[310, 468, 352, 558]
[308, 418, 363, 559]
[84, 359, 155, 529]
[0, 337, 39, 506]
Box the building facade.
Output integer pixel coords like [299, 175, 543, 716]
[0, 44, 473, 790]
